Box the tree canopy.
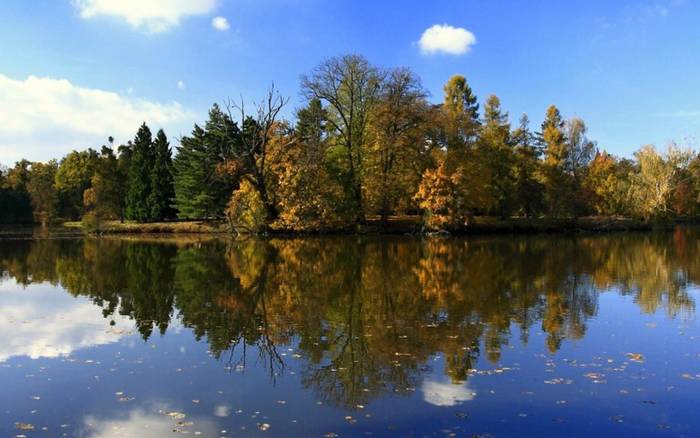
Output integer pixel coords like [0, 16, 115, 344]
[3, 54, 700, 230]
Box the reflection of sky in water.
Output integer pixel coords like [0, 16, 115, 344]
[1, 278, 699, 437]
[422, 377, 475, 406]
[0, 280, 134, 362]
[3, 234, 700, 437]
[82, 405, 222, 437]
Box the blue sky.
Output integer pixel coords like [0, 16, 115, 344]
[1, 0, 699, 164]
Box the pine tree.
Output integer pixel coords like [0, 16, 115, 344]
[148, 129, 176, 220]
[173, 126, 217, 219]
[173, 105, 240, 219]
[125, 123, 154, 222]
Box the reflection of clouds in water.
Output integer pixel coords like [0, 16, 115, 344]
[83, 407, 221, 438]
[0, 280, 133, 362]
[214, 405, 230, 417]
[422, 377, 476, 407]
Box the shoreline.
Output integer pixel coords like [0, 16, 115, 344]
[1, 216, 689, 239]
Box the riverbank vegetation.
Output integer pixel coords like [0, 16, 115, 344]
[1, 54, 699, 234]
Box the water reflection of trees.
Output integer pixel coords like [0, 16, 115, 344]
[0, 230, 697, 407]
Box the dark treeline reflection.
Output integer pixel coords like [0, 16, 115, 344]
[0, 231, 697, 407]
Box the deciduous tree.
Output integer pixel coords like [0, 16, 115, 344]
[301, 54, 384, 222]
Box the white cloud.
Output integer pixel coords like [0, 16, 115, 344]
[72, 0, 219, 33]
[177, 80, 185, 90]
[422, 378, 476, 406]
[418, 24, 477, 55]
[0, 73, 193, 164]
[212, 16, 230, 31]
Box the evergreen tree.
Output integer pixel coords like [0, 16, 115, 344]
[173, 126, 217, 219]
[173, 106, 240, 219]
[148, 129, 176, 220]
[204, 104, 242, 213]
[125, 123, 154, 222]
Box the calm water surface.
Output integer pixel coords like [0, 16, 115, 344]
[1, 230, 700, 437]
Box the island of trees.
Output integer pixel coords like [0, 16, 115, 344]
[1, 54, 697, 233]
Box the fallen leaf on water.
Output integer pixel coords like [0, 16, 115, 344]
[626, 353, 645, 363]
[258, 423, 271, 431]
[15, 422, 34, 431]
[166, 412, 186, 420]
[544, 378, 573, 385]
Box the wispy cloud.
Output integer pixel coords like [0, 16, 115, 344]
[72, 0, 219, 33]
[418, 24, 476, 56]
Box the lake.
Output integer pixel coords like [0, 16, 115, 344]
[1, 230, 699, 437]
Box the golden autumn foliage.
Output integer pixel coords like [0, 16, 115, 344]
[7, 55, 700, 229]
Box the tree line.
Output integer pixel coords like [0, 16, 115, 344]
[2, 54, 699, 231]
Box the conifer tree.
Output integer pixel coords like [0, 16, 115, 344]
[512, 114, 544, 217]
[173, 105, 240, 219]
[173, 126, 211, 219]
[539, 105, 573, 217]
[443, 75, 480, 151]
[148, 129, 176, 220]
[125, 123, 154, 222]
